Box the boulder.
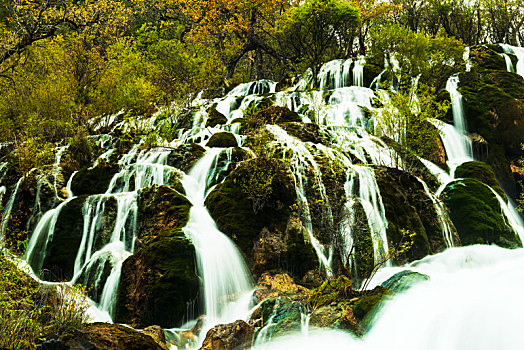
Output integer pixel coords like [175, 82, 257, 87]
[167, 143, 205, 172]
[440, 178, 522, 248]
[63, 323, 165, 350]
[200, 320, 254, 350]
[254, 272, 309, 304]
[114, 185, 198, 328]
[309, 303, 362, 336]
[206, 132, 238, 148]
[206, 107, 228, 127]
[71, 160, 119, 196]
[455, 161, 505, 198]
[205, 160, 317, 278]
[376, 167, 459, 264]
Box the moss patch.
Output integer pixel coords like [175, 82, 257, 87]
[71, 161, 119, 196]
[440, 178, 522, 248]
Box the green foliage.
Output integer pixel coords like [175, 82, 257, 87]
[370, 23, 465, 89]
[277, 0, 361, 76]
[373, 84, 448, 173]
[307, 275, 353, 310]
[0, 255, 90, 349]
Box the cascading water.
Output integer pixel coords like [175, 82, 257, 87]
[500, 44, 524, 77]
[181, 148, 253, 341]
[1, 177, 23, 238]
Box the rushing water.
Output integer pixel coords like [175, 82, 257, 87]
[256, 245, 524, 350]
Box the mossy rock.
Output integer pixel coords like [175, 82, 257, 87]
[71, 161, 119, 196]
[380, 270, 429, 293]
[279, 122, 329, 144]
[257, 298, 305, 339]
[440, 178, 522, 248]
[64, 322, 165, 350]
[136, 185, 191, 251]
[167, 143, 205, 172]
[115, 186, 196, 328]
[455, 161, 505, 199]
[255, 106, 301, 124]
[206, 107, 228, 127]
[458, 64, 524, 196]
[352, 286, 393, 327]
[376, 167, 457, 264]
[469, 45, 507, 71]
[206, 132, 238, 148]
[41, 195, 88, 281]
[363, 55, 385, 88]
[205, 160, 316, 277]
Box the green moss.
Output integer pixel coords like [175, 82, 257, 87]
[71, 161, 119, 196]
[352, 286, 393, 324]
[469, 45, 506, 71]
[380, 270, 429, 293]
[455, 161, 505, 199]
[206, 132, 238, 148]
[206, 107, 227, 127]
[440, 178, 522, 248]
[115, 185, 195, 328]
[308, 276, 354, 309]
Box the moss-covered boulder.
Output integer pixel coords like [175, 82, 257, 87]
[352, 286, 393, 327]
[440, 178, 522, 248]
[455, 161, 505, 198]
[167, 143, 205, 172]
[71, 160, 119, 196]
[254, 272, 309, 304]
[458, 49, 524, 198]
[380, 270, 429, 293]
[206, 107, 228, 127]
[206, 132, 238, 148]
[114, 185, 198, 328]
[469, 45, 507, 71]
[205, 160, 317, 278]
[254, 106, 301, 124]
[279, 122, 329, 144]
[376, 167, 459, 264]
[63, 323, 166, 350]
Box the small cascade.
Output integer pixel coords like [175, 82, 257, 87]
[266, 124, 334, 274]
[1, 177, 24, 238]
[24, 199, 70, 272]
[318, 59, 353, 90]
[486, 185, 524, 242]
[181, 148, 252, 335]
[324, 87, 375, 128]
[228, 80, 277, 96]
[500, 44, 524, 77]
[501, 53, 515, 72]
[347, 165, 389, 266]
[352, 56, 365, 87]
[463, 47, 472, 72]
[443, 75, 473, 175]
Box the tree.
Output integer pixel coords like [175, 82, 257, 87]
[0, 0, 127, 77]
[277, 0, 361, 79]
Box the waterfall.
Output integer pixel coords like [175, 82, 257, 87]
[500, 44, 524, 77]
[1, 177, 24, 238]
[256, 245, 524, 350]
[318, 59, 353, 90]
[501, 53, 515, 72]
[181, 148, 252, 334]
[266, 125, 334, 274]
[352, 56, 365, 87]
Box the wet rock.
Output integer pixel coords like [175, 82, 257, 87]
[143, 325, 170, 350]
[352, 286, 393, 328]
[440, 178, 522, 248]
[469, 45, 507, 71]
[309, 303, 362, 336]
[200, 320, 254, 350]
[206, 107, 228, 127]
[71, 160, 119, 196]
[200, 87, 225, 100]
[254, 272, 309, 304]
[376, 167, 459, 264]
[114, 185, 198, 328]
[206, 132, 238, 148]
[380, 270, 430, 293]
[279, 122, 329, 144]
[64, 322, 165, 350]
[135, 185, 191, 251]
[455, 161, 505, 198]
[205, 161, 317, 278]
[167, 143, 205, 172]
